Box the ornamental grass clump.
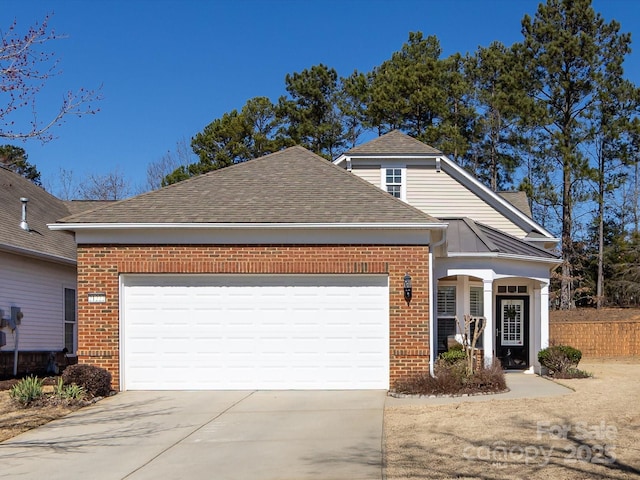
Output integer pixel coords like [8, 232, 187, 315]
[9, 375, 44, 406]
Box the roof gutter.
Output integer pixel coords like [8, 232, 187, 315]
[446, 251, 561, 265]
[49, 222, 448, 231]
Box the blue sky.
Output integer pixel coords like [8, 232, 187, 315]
[3, 0, 640, 196]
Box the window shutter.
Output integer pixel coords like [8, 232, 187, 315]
[437, 286, 456, 317]
[470, 286, 484, 317]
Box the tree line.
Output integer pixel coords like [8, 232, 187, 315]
[2, 0, 640, 310]
[159, 0, 640, 311]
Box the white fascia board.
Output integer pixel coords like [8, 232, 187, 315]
[439, 156, 556, 239]
[49, 222, 445, 245]
[48, 222, 446, 231]
[446, 251, 561, 265]
[526, 236, 561, 245]
[334, 154, 348, 166]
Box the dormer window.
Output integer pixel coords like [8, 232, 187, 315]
[385, 168, 402, 198]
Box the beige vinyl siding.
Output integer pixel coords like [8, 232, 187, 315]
[351, 165, 382, 188]
[406, 165, 527, 237]
[0, 252, 75, 351]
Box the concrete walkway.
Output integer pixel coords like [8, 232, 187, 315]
[386, 371, 573, 406]
[0, 390, 386, 480]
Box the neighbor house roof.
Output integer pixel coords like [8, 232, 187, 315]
[345, 130, 442, 156]
[444, 218, 559, 261]
[497, 191, 532, 218]
[56, 146, 443, 226]
[0, 166, 76, 264]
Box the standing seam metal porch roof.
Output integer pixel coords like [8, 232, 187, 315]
[444, 218, 559, 260]
[57, 146, 442, 225]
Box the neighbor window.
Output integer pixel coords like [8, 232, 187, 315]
[385, 168, 402, 198]
[64, 288, 76, 353]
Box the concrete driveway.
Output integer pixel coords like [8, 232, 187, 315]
[0, 390, 386, 480]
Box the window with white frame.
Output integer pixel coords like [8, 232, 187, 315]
[385, 168, 402, 198]
[64, 287, 76, 353]
[437, 285, 457, 353]
[438, 286, 456, 317]
[470, 286, 484, 316]
[469, 286, 484, 348]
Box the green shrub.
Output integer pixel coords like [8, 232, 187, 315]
[54, 376, 86, 400]
[10, 375, 44, 406]
[62, 364, 112, 397]
[538, 345, 582, 374]
[438, 348, 466, 365]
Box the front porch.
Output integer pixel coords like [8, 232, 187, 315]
[429, 218, 560, 374]
[433, 272, 550, 372]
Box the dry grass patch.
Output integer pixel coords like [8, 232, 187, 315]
[384, 360, 640, 479]
[0, 386, 83, 443]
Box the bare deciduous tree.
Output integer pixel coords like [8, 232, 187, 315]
[78, 167, 131, 200]
[145, 137, 194, 191]
[1, 14, 101, 142]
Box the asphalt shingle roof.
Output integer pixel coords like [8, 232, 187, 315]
[0, 166, 76, 262]
[58, 146, 441, 225]
[345, 130, 442, 155]
[497, 191, 532, 218]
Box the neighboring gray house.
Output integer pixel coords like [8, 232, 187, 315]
[0, 166, 105, 375]
[334, 130, 560, 372]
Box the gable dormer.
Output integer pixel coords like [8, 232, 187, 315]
[334, 130, 557, 248]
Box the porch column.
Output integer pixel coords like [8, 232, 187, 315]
[540, 283, 549, 349]
[482, 279, 494, 366]
[533, 283, 549, 374]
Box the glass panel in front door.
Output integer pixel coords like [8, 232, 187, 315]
[501, 299, 524, 346]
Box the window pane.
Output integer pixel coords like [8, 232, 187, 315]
[387, 185, 401, 198]
[64, 288, 76, 323]
[64, 323, 74, 352]
[385, 168, 401, 184]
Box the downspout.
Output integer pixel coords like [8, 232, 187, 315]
[429, 228, 447, 376]
[12, 327, 18, 377]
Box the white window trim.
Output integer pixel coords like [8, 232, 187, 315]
[380, 165, 406, 201]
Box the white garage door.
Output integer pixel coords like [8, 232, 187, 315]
[121, 274, 389, 390]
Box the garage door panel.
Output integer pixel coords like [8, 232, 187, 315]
[122, 274, 389, 390]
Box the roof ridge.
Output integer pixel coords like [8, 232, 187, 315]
[54, 145, 443, 226]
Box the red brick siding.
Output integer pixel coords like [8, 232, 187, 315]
[550, 320, 640, 357]
[77, 244, 430, 389]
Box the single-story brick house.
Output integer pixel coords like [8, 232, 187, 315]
[50, 132, 560, 391]
[50, 146, 446, 390]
